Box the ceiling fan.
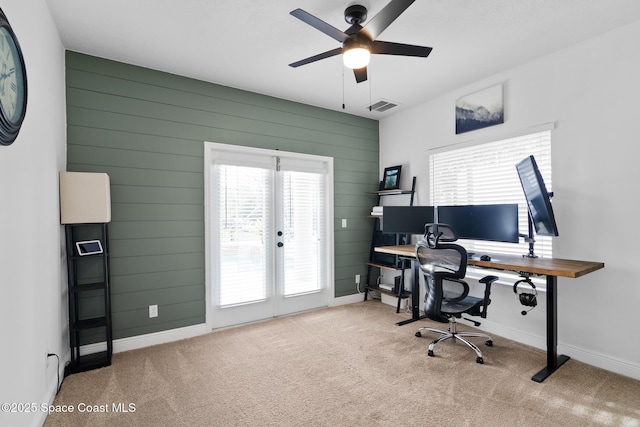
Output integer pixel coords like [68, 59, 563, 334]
[288, 0, 432, 83]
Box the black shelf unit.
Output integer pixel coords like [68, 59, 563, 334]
[364, 177, 416, 312]
[64, 223, 112, 375]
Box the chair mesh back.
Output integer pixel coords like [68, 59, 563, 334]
[442, 277, 467, 300]
[416, 244, 466, 280]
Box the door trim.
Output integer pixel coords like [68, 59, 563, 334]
[203, 142, 335, 330]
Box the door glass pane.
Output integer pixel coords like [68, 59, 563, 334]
[215, 164, 272, 307]
[281, 170, 325, 297]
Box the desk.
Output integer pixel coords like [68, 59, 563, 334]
[374, 245, 604, 382]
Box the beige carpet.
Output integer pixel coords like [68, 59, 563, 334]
[44, 301, 640, 427]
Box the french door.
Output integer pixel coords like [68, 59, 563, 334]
[204, 143, 333, 329]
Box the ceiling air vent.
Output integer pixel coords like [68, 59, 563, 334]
[366, 99, 399, 112]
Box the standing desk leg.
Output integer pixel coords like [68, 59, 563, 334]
[531, 275, 570, 382]
[396, 258, 425, 326]
[395, 258, 409, 313]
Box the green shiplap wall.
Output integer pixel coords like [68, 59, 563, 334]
[65, 51, 379, 340]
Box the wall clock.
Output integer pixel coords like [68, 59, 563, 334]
[0, 8, 27, 146]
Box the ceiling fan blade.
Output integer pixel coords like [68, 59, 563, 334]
[290, 9, 349, 43]
[353, 67, 368, 83]
[289, 47, 343, 68]
[361, 0, 415, 40]
[371, 40, 432, 57]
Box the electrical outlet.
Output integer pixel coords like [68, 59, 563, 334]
[342, 218, 347, 228]
[149, 304, 158, 318]
[355, 274, 360, 285]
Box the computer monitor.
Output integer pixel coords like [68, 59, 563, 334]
[516, 155, 559, 237]
[436, 204, 520, 243]
[381, 206, 435, 235]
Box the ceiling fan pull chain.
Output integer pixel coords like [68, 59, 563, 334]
[342, 65, 345, 110]
[369, 67, 372, 111]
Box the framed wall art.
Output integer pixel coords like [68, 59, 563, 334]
[455, 84, 504, 134]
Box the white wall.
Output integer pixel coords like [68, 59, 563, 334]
[380, 19, 640, 380]
[0, 1, 67, 426]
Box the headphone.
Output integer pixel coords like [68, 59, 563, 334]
[513, 277, 537, 315]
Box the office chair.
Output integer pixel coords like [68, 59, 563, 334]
[414, 224, 499, 364]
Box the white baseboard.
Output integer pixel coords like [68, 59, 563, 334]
[71, 298, 640, 383]
[79, 296, 362, 357]
[114, 324, 209, 353]
[477, 319, 640, 381]
[82, 298, 362, 356]
[476, 318, 546, 351]
[557, 342, 640, 381]
[77, 299, 640, 382]
[80, 323, 209, 356]
[331, 293, 366, 306]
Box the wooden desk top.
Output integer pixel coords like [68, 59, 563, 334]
[374, 245, 604, 278]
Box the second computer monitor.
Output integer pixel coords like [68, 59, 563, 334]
[382, 206, 435, 235]
[437, 204, 519, 243]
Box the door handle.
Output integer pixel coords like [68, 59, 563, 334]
[277, 231, 283, 236]
[277, 242, 284, 247]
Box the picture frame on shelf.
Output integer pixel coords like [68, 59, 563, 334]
[381, 165, 402, 190]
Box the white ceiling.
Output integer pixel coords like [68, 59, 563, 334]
[46, 0, 640, 119]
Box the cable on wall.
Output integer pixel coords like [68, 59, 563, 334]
[47, 353, 62, 394]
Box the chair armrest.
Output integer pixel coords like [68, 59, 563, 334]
[477, 275, 499, 318]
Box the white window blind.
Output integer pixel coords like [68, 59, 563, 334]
[280, 169, 326, 297]
[215, 163, 273, 307]
[429, 130, 553, 259]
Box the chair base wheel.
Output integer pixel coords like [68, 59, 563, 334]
[427, 349, 434, 357]
[485, 340, 493, 347]
[415, 331, 422, 337]
[476, 357, 484, 364]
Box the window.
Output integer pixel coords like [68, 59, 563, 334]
[429, 130, 553, 262]
[215, 163, 272, 307]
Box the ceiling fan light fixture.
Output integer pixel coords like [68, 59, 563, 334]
[343, 45, 370, 69]
[289, 1, 433, 83]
